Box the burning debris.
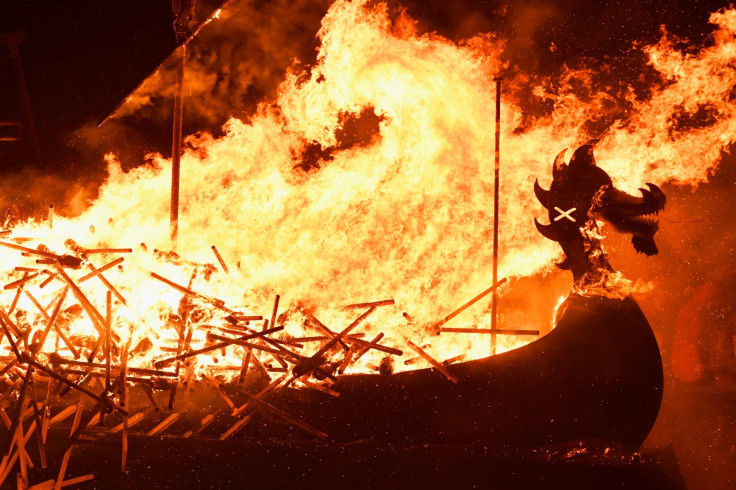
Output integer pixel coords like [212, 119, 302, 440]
[0, 231, 520, 487]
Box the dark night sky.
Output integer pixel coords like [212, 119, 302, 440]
[0, 1, 177, 172]
[0, 0, 728, 178]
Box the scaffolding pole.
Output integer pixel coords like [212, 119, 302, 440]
[491, 78, 502, 356]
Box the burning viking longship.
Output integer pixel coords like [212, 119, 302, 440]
[0, 139, 666, 488]
[8, 0, 720, 484]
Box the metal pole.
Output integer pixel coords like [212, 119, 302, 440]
[491, 78, 502, 356]
[170, 45, 186, 246]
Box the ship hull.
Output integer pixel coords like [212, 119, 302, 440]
[271, 293, 663, 449]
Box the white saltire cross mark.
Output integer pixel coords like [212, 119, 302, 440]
[553, 206, 576, 222]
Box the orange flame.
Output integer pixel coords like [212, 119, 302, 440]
[2, 1, 736, 377]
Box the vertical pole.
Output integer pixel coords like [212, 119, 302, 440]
[491, 78, 502, 356]
[170, 45, 186, 247]
[170, 0, 195, 247]
[4, 33, 42, 167]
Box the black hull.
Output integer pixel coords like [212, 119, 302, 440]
[269, 293, 663, 449]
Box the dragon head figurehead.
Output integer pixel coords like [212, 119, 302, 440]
[534, 140, 666, 283]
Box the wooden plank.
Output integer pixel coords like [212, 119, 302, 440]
[146, 412, 180, 437]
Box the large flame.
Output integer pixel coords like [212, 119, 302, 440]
[2, 1, 735, 377]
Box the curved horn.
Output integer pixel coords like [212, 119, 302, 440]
[534, 218, 558, 242]
[552, 149, 567, 180]
[645, 183, 666, 209]
[534, 179, 551, 209]
[570, 141, 597, 167]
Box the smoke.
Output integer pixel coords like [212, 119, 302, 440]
[97, 0, 333, 128]
[61, 0, 337, 207]
[0, 167, 99, 225]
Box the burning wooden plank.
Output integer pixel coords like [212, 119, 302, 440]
[0, 241, 59, 260]
[139, 382, 160, 412]
[0, 307, 28, 354]
[337, 346, 355, 374]
[110, 412, 145, 434]
[77, 257, 124, 283]
[15, 416, 30, 486]
[154, 325, 284, 368]
[343, 299, 395, 309]
[14, 267, 37, 273]
[292, 306, 377, 379]
[120, 374, 129, 473]
[0, 359, 18, 380]
[23, 358, 125, 415]
[237, 348, 252, 384]
[346, 332, 386, 369]
[301, 309, 348, 351]
[47, 406, 77, 427]
[219, 415, 252, 441]
[442, 353, 467, 365]
[0, 414, 37, 488]
[84, 248, 132, 254]
[430, 277, 508, 332]
[83, 261, 126, 305]
[28, 374, 47, 469]
[290, 335, 329, 342]
[27, 473, 94, 490]
[104, 291, 112, 417]
[249, 352, 270, 380]
[39, 272, 57, 289]
[182, 413, 216, 438]
[58, 370, 176, 386]
[439, 327, 540, 335]
[230, 314, 263, 322]
[8, 275, 26, 314]
[53, 265, 106, 335]
[403, 337, 459, 384]
[210, 245, 229, 274]
[344, 335, 402, 356]
[299, 379, 340, 397]
[4, 272, 38, 290]
[181, 361, 196, 387]
[146, 412, 180, 436]
[149, 271, 232, 313]
[23, 289, 78, 358]
[40, 381, 52, 444]
[243, 392, 327, 440]
[203, 373, 236, 411]
[231, 374, 288, 418]
[49, 354, 177, 378]
[55, 397, 85, 490]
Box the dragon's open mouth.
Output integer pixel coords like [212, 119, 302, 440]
[592, 183, 667, 255]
